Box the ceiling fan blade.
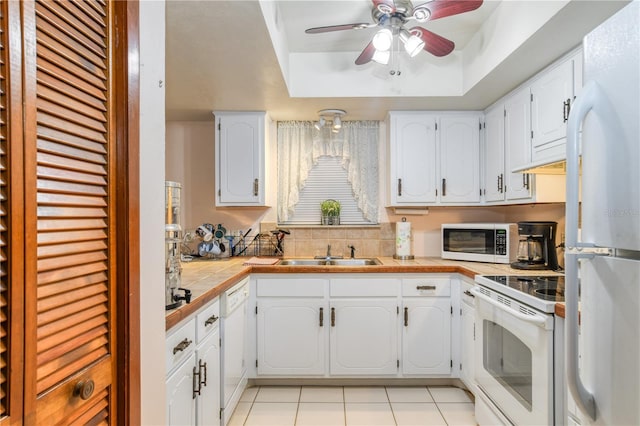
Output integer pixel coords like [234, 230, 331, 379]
[414, 0, 483, 21]
[410, 26, 455, 57]
[355, 41, 376, 65]
[305, 23, 372, 34]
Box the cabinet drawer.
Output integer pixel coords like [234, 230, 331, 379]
[330, 278, 399, 297]
[402, 277, 450, 297]
[196, 298, 220, 344]
[257, 278, 326, 297]
[166, 318, 196, 374]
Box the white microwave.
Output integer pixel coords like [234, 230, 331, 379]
[441, 223, 518, 264]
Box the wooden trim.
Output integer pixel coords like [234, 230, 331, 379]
[114, 0, 141, 424]
[3, 0, 25, 422]
[21, 0, 39, 421]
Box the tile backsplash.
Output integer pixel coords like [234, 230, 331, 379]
[260, 223, 396, 258]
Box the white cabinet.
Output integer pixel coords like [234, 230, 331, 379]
[483, 104, 506, 202]
[439, 115, 481, 203]
[387, 112, 481, 206]
[388, 112, 438, 205]
[214, 111, 267, 206]
[459, 278, 476, 393]
[329, 277, 400, 375]
[504, 87, 534, 201]
[329, 298, 399, 375]
[166, 300, 220, 426]
[531, 58, 574, 164]
[255, 278, 328, 376]
[401, 276, 452, 375]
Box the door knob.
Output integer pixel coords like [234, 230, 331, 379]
[73, 379, 95, 400]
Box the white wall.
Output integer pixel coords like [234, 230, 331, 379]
[139, 1, 166, 424]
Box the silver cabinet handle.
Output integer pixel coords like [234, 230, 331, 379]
[441, 178, 446, 197]
[204, 314, 218, 326]
[253, 178, 259, 196]
[330, 307, 335, 327]
[192, 365, 201, 399]
[173, 338, 192, 355]
[463, 290, 475, 298]
[404, 307, 408, 327]
[199, 359, 207, 387]
[416, 285, 436, 290]
[319, 307, 324, 327]
[398, 178, 402, 196]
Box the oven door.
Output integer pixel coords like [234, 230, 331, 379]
[472, 287, 554, 425]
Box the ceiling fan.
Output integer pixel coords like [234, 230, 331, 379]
[305, 0, 483, 65]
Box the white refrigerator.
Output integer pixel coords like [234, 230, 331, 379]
[565, 1, 640, 425]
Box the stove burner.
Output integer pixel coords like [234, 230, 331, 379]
[534, 287, 564, 301]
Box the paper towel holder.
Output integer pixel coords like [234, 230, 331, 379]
[393, 217, 415, 260]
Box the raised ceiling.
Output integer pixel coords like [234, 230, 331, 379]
[165, 0, 629, 122]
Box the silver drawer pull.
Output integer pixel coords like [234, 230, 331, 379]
[204, 314, 219, 326]
[463, 290, 475, 298]
[416, 285, 436, 290]
[173, 338, 192, 355]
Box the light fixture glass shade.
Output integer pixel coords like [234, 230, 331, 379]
[400, 29, 425, 57]
[333, 115, 342, 129]
[372, 28, 393, 51]
[372, 49, 390, 65]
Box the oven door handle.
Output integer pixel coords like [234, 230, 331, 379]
[471, 288, 550, 328]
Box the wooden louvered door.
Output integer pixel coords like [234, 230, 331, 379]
[22, 0, 118, 423]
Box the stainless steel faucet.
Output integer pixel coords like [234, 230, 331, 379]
[326, 244, 332, 260]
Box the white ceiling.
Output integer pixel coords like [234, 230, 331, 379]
[165, 0, 629, 122]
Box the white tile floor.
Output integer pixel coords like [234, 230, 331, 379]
[228, 386, 476, 426]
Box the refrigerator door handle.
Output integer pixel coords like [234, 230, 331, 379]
[565, 81, 599, 420]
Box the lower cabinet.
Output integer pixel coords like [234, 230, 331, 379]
[402, 277, 452, 375]
[257, 298, 327, 375]
[459, 277, 476, 392]
[253, 274, 460, 379]
[166, 299, 220, 426]
[329, 298, 399, 375]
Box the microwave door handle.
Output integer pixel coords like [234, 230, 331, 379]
[470, 288, 548, 327]
[565, 81, 599, 420]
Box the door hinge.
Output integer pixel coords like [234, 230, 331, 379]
[256, 359, 258, 368]
[218, 189, 221, 196]
[219, 337, 222, 347]
[220, 408, 223, 420]
[460, 363, 463, 371]
[255, 306, 258, 314]
[530, 93, 533, 102]
[503, 108, 506, 117]
[397, 306, 399, 315]
[531, 130, 534, 139]
[460, 308, 463, 316]
[473, 323, 476, 340]
[218, 122, 221, 131]
[479, 122, 482, 131]
[450, 306, 453, 315]
[435, 122, 438, 131]
[450, 359, 453, 368]
[397, 359, 400, 368]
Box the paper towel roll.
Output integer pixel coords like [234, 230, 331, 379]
[396, 221, 412, 257]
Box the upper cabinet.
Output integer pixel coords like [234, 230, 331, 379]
[388, 112, 481, 206]
[483, 103, 506, 203]
[214, 112, 267, 206]
[504, 87, 534, 201]
[388, 112, 438, 205]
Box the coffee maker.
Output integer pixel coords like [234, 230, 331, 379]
[511, 221, 559, 270]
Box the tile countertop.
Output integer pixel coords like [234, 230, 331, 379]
[166, 256, 565, 330]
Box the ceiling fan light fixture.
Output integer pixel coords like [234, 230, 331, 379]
[372, 49, 391, 64]
[400, 29, 425, 57]
[372, 28, 393, 51]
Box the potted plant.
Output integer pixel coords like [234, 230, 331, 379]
[320, 199, 341, 225]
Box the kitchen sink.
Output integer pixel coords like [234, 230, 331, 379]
[277, 258, 381, 266]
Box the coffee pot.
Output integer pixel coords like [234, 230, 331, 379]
[511, 221, 559, 270]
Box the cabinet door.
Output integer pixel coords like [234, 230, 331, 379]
[484, 105, 506, 202]
[389, 113, 437, 205]
[216, 113, 265, 205]
[439, 115, 481, 203]
[330, 299, 398, 375]
[197, 330, 220, 426]
[166, 354, 197, 426]
[504, 88, 533, 200]
[402, 298, 451, 375]
[460, 301, 475, 390]
[531, 59, 573, 160]
[257, 299, 327, 376]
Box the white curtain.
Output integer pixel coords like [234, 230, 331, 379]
[277, 120, 379, 223]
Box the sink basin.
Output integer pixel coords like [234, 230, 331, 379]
[327, 258, 382, 266]
[277, 258, 381, 266]
[277, 259, 328, 266]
